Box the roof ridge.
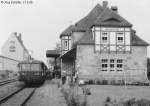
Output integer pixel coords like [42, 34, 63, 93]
[60, 25, 74, 37]
[74, 3, 105, 30]
[93, 7, 132, 27]
[14, 34, 28, 52]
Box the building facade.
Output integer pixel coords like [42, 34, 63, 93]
[0, 32, 31, 73]
[60, 1, 149, 84]
[1, 32, 30, 61]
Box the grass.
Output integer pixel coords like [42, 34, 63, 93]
[104, 97, 150, 106]
[85, 85, 150, 106]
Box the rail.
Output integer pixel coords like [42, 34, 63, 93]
[0, 78, 18, 86]
[0, 87, 36, 106]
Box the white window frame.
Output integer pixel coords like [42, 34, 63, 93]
[101, 32, 109, 44]
[117, 32, 124, 44]
[116, 59, 123, 71]
[101, 59, 108, 71]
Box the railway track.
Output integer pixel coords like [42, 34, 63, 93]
[0, 79, 18, 86]
[0, 87, 36, 106]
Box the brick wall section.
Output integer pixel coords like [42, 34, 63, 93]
[76, 45, 148, 83]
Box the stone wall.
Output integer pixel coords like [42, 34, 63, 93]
[76, 45, 148, 83]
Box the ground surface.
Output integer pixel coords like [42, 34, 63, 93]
[0, 81, 23, 99]
[27, 80, 66, 106]
[85, 85, 150, 106]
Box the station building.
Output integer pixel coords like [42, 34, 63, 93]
[0, 32, 31, 75]
[60, 1, 149, 84]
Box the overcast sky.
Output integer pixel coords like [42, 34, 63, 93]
[0, 0, 150, 63]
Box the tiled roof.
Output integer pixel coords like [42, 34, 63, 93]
[60, 3, 148, 47]
[60, 25, 75, 38]
[74, 4, 104, 31]
[46, 50, 60, 57]
[14, 35, 29, 54]
[131, 30, 149, 46]
[93, 7, 132, 27]
[77, 30, 94, 45]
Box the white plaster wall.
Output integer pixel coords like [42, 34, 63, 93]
[71, 32, 85, 45]
[1, 34, 24, 61]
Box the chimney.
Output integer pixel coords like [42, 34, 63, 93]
[102, 1, 108, 8]
[18, 33, 23, 43]
[13, 32, 17, 36]
[111, 6, 118, 13]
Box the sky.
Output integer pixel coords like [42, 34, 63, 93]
[0, 0, 150, 63]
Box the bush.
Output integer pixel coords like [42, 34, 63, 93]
[103, 98, 150, 106]
[61, 87, 88, 106]
[105, 97, 111, 103]
[82, 87, 91, 95]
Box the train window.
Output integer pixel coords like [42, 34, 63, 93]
[31, 64, 41, 71]
[21, 64, 30, 71]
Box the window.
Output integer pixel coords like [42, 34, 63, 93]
[100, 59, 124, 72]
[110, 59, 115, 72]
[117, 32, 124, 44]
[64, 40, 68, 50]
[101, 59, 108, 71]
[110, 59, 114, 63]
[102, 59, 108, 63]
[65, 41, 67, 46]
[117, 59, 123, 63]
[110, 64, 114, 68]
[31, 64, 41, 71]
[61, 35, 71, 55]
[117, 59, 123, 71]
[101, 32, 108, 43]
[21, 64, 30, 71]
[117, 64, 123, 68]
[102, 64, 107, 68]
[118, 37, 123, 41]
[102, 37, 107, 41]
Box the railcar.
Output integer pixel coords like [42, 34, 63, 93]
[18, 60, 47, 84]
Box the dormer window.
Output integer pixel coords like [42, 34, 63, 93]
[64, 40, 68, 50]
[61, 35, 71, 55]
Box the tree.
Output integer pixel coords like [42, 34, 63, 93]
[54, 42, 61, 53]
[147, 58, 150, 79]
